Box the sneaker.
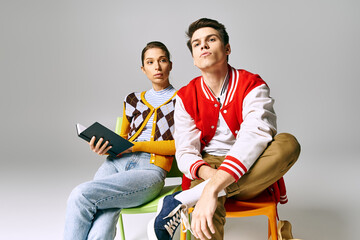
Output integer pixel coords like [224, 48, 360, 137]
[147, 191, 190, 240]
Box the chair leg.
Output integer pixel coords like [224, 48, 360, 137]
[118, 213, 126, 240]
[186, 213, 192, 240]
[268, 212, 278, 240]
[180, 214, 192, 240]
[180, 222, 186, 240]
[186, 229, 192, 240]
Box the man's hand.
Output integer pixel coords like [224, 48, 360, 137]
[89, 136, 112, 155]
[191, 169, 235, 239]
[191, 186, 217, 239]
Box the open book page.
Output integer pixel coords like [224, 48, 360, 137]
[76, 123, 86, 135]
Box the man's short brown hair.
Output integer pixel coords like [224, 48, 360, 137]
[186, 18, 229, 54]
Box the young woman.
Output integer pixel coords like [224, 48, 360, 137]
[64, 41, 177, 240]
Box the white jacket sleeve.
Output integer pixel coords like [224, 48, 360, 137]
[219, 84, 277, 181]
[174, 95, 208, 180]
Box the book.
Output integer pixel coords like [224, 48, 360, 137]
[76, 122, 134, 157]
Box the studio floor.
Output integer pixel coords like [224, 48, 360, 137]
[114, 153, 360, 239]
[2, 152, 358, 240]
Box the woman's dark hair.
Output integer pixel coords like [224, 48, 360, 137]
[141, 41, 171, 66]
[186, 18, 229, 54]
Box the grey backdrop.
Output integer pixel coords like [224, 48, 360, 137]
[1, 0, 359, 239]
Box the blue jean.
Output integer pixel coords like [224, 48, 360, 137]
[64, 152, 166, 240]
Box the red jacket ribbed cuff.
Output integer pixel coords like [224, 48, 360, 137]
[219, 155, 248, 182]
[280, 194, 288, 204]
[190, 160, 209, 179]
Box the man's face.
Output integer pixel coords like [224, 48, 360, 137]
[190, 27, 230, 70]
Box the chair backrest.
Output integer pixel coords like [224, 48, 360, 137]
[115, 116, 123, 135]
[166, 157, 183, 177]
[115, 116, 183, 178]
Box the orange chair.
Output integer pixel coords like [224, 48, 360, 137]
[180, 191, 278, 240]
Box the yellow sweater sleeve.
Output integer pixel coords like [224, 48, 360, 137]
[132, 140, 175, 156]
[120, 105, 131, 139]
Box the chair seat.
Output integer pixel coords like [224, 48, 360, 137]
[225, 190, 276, 214]
[120, 185, 182, 214]
[181, 191, 278, 240]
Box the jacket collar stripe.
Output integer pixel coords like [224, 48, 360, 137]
[224, 68, 235, 106]
[201, 77, 215, 101]
[227, 68, 239, 105]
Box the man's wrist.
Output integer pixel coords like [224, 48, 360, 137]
[205, 169, 235, 195]
[198, 165, 217, 180]
[204, 179, 222, 196]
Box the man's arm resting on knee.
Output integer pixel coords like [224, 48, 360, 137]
[192, 167, 235, 240]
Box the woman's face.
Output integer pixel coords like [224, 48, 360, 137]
[141, 48, 172, 91]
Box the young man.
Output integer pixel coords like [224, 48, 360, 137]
[148, 18, 300, 240]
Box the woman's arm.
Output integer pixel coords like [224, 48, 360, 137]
[120, 104, 131, 139]
[132, 140, 175, 155]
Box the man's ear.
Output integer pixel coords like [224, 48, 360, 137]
[225, 44, 231, 55]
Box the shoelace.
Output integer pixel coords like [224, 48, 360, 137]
[163, 204, 192, 237]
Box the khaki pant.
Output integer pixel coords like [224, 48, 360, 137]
[190, 133, 301, 240]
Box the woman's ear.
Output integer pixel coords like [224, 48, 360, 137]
[141, 66, 146, 74]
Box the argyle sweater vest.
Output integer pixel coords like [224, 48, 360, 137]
[124, 91, 176, 142]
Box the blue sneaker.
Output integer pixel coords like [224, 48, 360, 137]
[147, 191, 190, 240]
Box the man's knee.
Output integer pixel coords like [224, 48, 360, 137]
[274, 133, 301, 167]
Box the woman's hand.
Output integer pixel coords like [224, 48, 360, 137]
[120, 147, 133, 155]
[89, 136, 112, 156]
